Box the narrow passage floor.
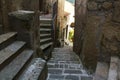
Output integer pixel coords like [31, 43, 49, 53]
[47, 46, 93, 80]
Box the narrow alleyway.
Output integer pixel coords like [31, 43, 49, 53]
[47, 46, 93, 80]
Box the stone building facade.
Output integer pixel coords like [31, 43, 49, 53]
[0, 0, 40, 57]
[74, 0, 120, 72]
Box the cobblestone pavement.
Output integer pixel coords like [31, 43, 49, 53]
[47, 46, 93, 80]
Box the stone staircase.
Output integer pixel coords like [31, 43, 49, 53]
[0, 32, 47, 80]
[47, 47, 93, 80]
[40, 15, 53, 59]
[94, 56, 120, 80]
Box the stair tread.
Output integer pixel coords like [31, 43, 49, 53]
[40, 18, 52, 21]
[108, 56, 119, 80]
[0, 50, 33, 80]
[40, 28, 51, 31]
[18, 58, 46, 80]
[94, 62, 109, 80]
[40, 38, 52, 43]
[0, 32, 17, 44]
[40, 42, 53, 50]
[0, 41, 26, 66]
[40, 34, 51, 37]
[40, 24, 52, 26]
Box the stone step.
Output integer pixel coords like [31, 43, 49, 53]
[40, 18, 52, 24]
[40, 29, 52, 34]
[94, 62, 109, 80]
[40, 34, 51, 39]
[40, 38, 52, 45]
[108, 56, 119, 80]
[48, 60, 81, 64]
[47, 75, 93, 80]
[40, 24, 52, 27]
[0, 50, 33, 80]
[53, 48, 73, 52]
[0, 41, 26, 70]
[0, 32, 17, 50]
[18, 58, 47, 80]
[47, 66, 91, 80]
[40, 42, 53, 50]
[81, 76, 93, 80]
[47, 47, 93, 80]
[47, 62, 83, 69]
[40, 28, 51, 32]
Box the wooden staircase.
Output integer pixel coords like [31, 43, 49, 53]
[0, 32, 47, 80]
[40, 16, 53, 59]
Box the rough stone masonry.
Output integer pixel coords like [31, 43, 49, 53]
[74, 0, 120, 72]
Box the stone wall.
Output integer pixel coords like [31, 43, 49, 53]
[0, 1, 3, 34]
[57, 0, 65, 41]
[0, 1, 2, 24]
[74, 0, 120, 72]
[8, 0, 41, 57]
[39, 0, 57, 13]
[6, 0, 38, 11]
[0, 0, 38, 33]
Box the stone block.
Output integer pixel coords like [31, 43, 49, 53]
[87, 1, 98, 10]
[113, 1, 120, 22]
[102, 2, 113, 10]
[64, 69, 82, 74]
[49, 74, 64, 79]
[48, 69, 63, 74]
[65, 75, 80, 80]
[81, 76, 93, 80]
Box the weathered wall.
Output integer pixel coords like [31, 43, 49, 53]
[0, 0, 3, 34]
[9, 0, 41, 57]
[74, 0, 120, 72]
[0, 1, 2, 24]
[57, 0, 65, 41]
[39, 0, 57, 13]
[0, 0, 38, 33]
[6, 0, 38, 11]
[0, 0, 9, 32]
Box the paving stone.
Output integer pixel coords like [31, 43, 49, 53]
[49, 74, 64, 79]
[64, 69, 82, 74]
[81, 76, 93, 80]
[47, 46, 93, 80]
[48, 69, 63, 74]
[65, 75, 80, 80]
